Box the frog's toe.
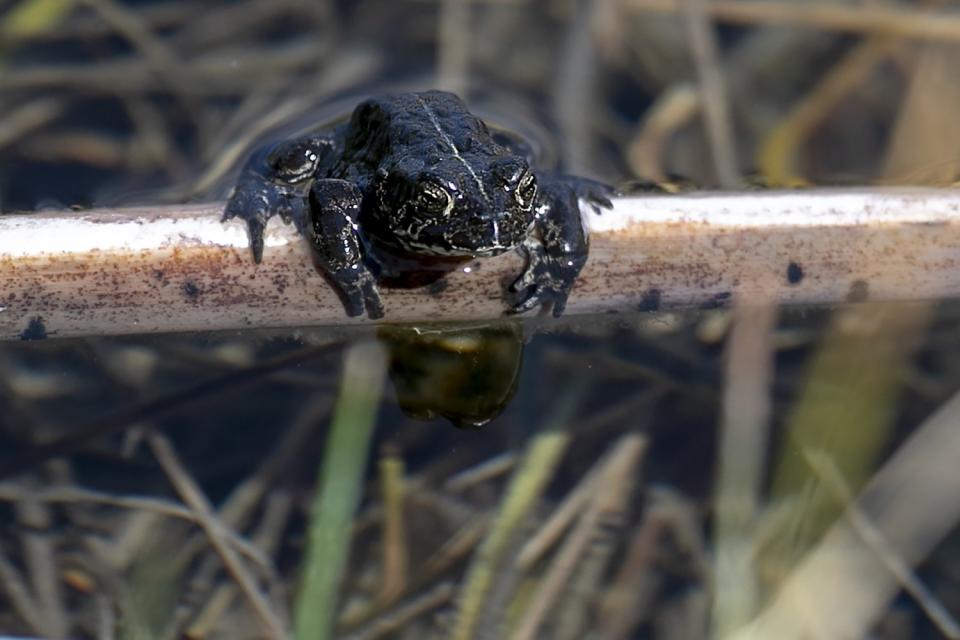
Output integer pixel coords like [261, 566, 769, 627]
[582, 188, 614, 215]
[246, 218, 266, 264]
[222, 187, 245, 222]
[224, 188, 273, 263]
[509, 286, 545, 314]
[508, 265, 569, 315]
[507, 238, 581, 316]
[567, 176, 616, 213]
[340, 285, 382, 319]
[341, 287, 366, 318]
[508, 283, 570, 317]
[508, 265, 537, 294]
[332, 267, 384, 319]
[363, 283, 385, 320]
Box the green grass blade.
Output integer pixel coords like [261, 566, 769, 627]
[294, 341, 387, 640]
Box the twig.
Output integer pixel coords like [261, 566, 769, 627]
[597, 487, 711, 639]
[627, 0, 960, 43]
[0, 39, 326, 93]
[96, 592, 116, 640]
[0, 99, 66, 150]
[0, 484, 274, 570]
[678, 0, 740, 187]
[553, 0, 601, 172]
[146, 432, 287, 640]
[627, 84, 699, 181]
[735, 385, 960, 639]
[0, 543, 46, 636]
[510, 434, 646, 640]
[444, 452, 517, 493]
[79, 0, 199, 126]
[376, 450, 409, 607]
[185, 490, 295, 639]
[88, 511, 164, 573]
[712, 300, 776, 635]
[759, 39, 897, 184]
[4, 187, 960, 339]
[804, 451, 960, 639]
[436, 0, 470, 95]
[342, 582, 456, 640]
[421, 514, 490, 579]
[452, 384, 585, 640]
[15, 496, 67, 638]
[515, 461, 600, 571]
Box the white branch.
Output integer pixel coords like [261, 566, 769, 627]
[1, 187, 958, 339]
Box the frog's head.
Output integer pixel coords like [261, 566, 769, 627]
[374, 154, 538, 256]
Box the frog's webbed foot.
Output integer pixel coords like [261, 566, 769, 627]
[509, 235, 587, 317]
[563, 175, 616, 216]
[330, 263, 383, 319]
[309, 179, 385, 319]
[223, 135, 336, 263]
[224, 174, 308, 263]
[509, 176, 607, 317]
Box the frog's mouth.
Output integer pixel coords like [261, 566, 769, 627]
[441, 219, 526, 256]
[379, 202, 533, 257]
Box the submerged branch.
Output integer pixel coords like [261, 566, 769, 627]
[1, 187, 959, 339]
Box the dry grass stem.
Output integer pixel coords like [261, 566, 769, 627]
[421, 515, 491, 579]
[342, 582, 456, 640]
[377, 452, 409, 607]
[804, 450, 960, 639]
[598, 505, 669, 639]
[712, 300, 776, 636]
[444, 452, 517, 493]
[0, 484, 277, 568]
[0, 99, 66, 150]
[736, 385, 960, 639]
[678, 0, 739, 187]
[628, 0, 960, 43]
[86, 511, 164, 573]
[146, 432, 286, 640]
[0, 542, 47, 636]
[627, 84, 699, 181]
[453, 385, 583, 640]
[759, 39, 897, 184]
[185, 491, 295, 638]
[515, 461, 600, 571]
[15, 496, 67, 638]
[511, 434, 647, 640]
[216, 395, 331, 528]
[437, 0, 470, 95]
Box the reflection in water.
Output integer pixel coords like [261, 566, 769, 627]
[379, 322, 523, 428]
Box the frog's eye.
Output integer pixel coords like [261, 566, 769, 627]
[417, 182, 452, 215]
[515, 171, 537, 209]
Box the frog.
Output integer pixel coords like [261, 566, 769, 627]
[223, 90, 613, 319]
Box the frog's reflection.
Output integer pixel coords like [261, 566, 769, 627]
[378, 322, 523, 428]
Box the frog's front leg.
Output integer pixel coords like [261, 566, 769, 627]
[223, 134, 337, 263]
[510, 176, 614, 317]
[308, 179, 385, 319]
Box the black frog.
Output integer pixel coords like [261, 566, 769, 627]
[224, 90, 613, 318]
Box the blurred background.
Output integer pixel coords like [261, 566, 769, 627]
[2, 1, 960, 639]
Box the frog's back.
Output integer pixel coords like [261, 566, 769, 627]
[341, 91, 500, 169]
